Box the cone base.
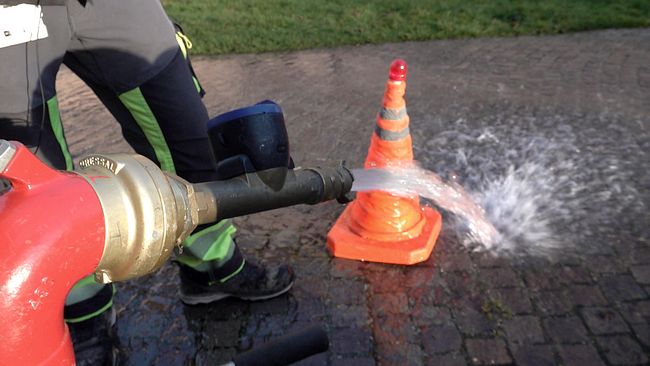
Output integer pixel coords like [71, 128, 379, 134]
[327, 205, 442, 265]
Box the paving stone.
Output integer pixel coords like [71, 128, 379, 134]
[444, 272, 482, 301]
[433, 233, 466, 253]
[295, 297, 327, 321]
[543, 316, 589, 344]
[268, 229, 300, 249]
[295, 257, 331, 278]
[373, 326, 417, 365]
[422, 324, 463, 354]
[426, 353, 468, 366]
[618, 300, 650, 324]
[583, 255, 627, 274]
[372, 315, 418, 348]
[503, 316, 545, 344]
[293, 352, 328, 366]
[453, 307, 498, 337]
[471, 252, 512, 268]
[580, 307, 630, 335]
[330, 259, 365, 279]
[363, 268, 408, 294]
[465, 338, 512, 365]
[295, 278, 329, 298]
[372, 344, 402, 365]
[195, 348, 236, 366]
[630, 264, 650, 284]
[329, 304, 370, 328]
[599, 275, 647, 302]
[488, 288, 533, 314]
[618, 245, 650, 266]
[327, 279, 366, 305]
[233, 234, 269, 251]
[479, 267, 521, 288]
[556, 266, 593, 285]
[511, 345, 556, 366]
[411, 305, 453, 327]
[568, 285, 608, 306]
[330, 327, 374, 355]
[533, 290, 574, 315]
[202, 320, 241, 349]
[404, 343, 426, 366]
[631, 323, 650, 347]
[370, 292, 409, 318]
[439, 251, 474, 272]
[249, 295, 291, 315]
[524, 270, 561, 291]
[403, 267, 441, 288]
[408, 282, 448, 308]
[597, 335, 649, 365]
[331, 356, 376, 366]
[558, 344, 606, 366]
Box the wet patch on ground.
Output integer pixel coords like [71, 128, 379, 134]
[58, 29, 650, 365]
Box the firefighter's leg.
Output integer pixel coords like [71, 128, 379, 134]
[64, 0, 293, 305]
[0, 4, 115, 365]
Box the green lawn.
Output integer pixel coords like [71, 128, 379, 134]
[163, 0, 650, 55]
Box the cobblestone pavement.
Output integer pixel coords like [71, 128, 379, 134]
[57, 29, 650, 365]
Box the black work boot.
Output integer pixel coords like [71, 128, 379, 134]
[178, 259, 295, 305]
[68, 307, 120, 366]
[66, 284, 120, 366]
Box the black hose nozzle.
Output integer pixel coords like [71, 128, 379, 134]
[194, 165, 354, 224]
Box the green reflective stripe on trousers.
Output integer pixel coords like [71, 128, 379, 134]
[118, 88, 176, 173]
[192, 76, 201, 94]
[181, 219, 237, 262]
[176, 239, 235, 271]
[65, 285, 116, 324]
[46, 96, 73, 170]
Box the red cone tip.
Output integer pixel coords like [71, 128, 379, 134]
[389, 59, 407, 81]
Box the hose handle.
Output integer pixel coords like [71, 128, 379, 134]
[0, 140, 62, 190]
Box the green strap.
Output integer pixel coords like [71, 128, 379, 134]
[46, 96, 73, 170]
[118, 88, 176, 173]
[175, 32, 202, 94]
[216, 259, 246, 284]
[64, 299, 113, 323]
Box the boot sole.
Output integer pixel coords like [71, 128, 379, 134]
[179, 281, 294, 305]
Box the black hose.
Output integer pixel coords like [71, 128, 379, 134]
[194, 165, 354, 222]
[232, 325, 329, 366]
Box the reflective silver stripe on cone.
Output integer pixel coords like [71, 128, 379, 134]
[379, 107, 407, 121]
[375, 126, 410, 141]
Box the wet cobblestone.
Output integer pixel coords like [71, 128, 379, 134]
[56, 29, 650, 365]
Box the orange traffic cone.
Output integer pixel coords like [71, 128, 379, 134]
[327, 59, 442, 265]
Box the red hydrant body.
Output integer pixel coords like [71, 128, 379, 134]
[0, 142, 106, 365]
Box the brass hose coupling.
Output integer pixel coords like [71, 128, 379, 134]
[76, 154, 215, 283]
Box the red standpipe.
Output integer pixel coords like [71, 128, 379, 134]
[0, 142, 106, 365]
